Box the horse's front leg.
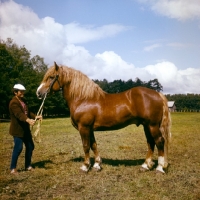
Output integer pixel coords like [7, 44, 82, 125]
[79, 126, 91, 172]
[90, 131, 102, 171]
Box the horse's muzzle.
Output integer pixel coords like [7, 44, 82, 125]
[36, 91, 44, 99]
[36, 83, 47, 99]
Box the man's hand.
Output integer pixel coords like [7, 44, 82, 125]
[35, 115, 42, 121]
[26, 118, 36, 126]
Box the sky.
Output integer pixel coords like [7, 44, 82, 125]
[0, 0, 200, 94]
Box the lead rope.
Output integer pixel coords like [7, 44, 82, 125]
[33, 93, 47, 143]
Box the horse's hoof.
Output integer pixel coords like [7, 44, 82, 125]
[156, 170, 165, 175]
[80, 165, 90, 173]
[79, 169, 88, 174]
[92, 167, 102, 172]
[92, 163, 102, 172]
[139, 163, 150, 172]
[92, 166, 102, 172]
[139, 167, 149, 173]
[155, 166, 165, 174]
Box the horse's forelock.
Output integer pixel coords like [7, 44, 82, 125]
[42, 66, 57, 82]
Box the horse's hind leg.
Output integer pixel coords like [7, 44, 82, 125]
[149, 125, 166, 173]
[141, 125, 156, 172]
[90, 131, 102, 171]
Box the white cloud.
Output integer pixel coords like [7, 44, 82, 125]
[167, 42, 187, 48]
[0, 0, 40, 27]
[94, 51, 136, 81]
[0, 0, 200, 94]
[64, 49, 200, 94]
[143, 62, 200, 94]
[144, 43, 161, 51]
[0, 0, 129, 58]
[65, 23, 130, 44]
[138, 0, 200, 20]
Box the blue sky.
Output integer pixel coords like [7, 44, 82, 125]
[1, 0, 200, 94]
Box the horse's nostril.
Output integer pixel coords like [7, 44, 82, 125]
[36, 91, 42, 99]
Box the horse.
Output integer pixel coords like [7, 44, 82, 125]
[36, 62, 171, 174]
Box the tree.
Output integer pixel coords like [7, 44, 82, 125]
[0, 38, 48, 117]
[145, 79, 163, 92]
[94, 77, 163, 94]
[0, 42, 15, 117]
[31, 55, 48, 73]
[93, 79, 110, 92]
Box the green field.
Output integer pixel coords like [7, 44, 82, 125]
[0, 113, 200, 199]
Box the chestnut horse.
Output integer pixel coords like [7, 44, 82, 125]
[36, 62, 171, 173]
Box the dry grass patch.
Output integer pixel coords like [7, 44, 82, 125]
[0, 113, 200, 199]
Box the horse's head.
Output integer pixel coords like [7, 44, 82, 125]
[36, 62, 62, 99]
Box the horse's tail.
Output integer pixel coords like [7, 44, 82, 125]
[159, 92, 172, 168]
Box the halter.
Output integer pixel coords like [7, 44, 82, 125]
[33, 73, 62, 143]
[47, 74, 62, 94]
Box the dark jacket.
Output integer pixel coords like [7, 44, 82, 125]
[9, 96, 35, 137]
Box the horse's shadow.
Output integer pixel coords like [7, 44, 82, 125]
[32, 157, 158, 169]
[71, 157, 157, 167]
[101, 158, 145, 167]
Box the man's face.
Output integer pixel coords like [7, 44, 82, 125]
[15, 90, 25, 98]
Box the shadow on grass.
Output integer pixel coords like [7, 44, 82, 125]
[32, 160, 53, 169]
[71, 157, 155, 167]
[102, 158, 145, 166]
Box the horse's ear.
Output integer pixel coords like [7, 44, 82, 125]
[54, 61, 59, 71]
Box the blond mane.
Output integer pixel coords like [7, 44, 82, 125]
[43, 65, 105, 100]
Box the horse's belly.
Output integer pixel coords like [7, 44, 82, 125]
[93, 115, 141, 131]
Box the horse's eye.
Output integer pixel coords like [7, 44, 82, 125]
[49, 76, 54, 80]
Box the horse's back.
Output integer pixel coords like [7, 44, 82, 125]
[103, 86, 163, 113]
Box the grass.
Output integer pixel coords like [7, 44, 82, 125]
[0, 112, 200, 199]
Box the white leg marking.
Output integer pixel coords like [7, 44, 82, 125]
[158, 156, 165, 167]
[93, 156, 101, 171]
[93, 163, 101, 170]
[156, 156, 165, 173]
[141, 163, 149, 170]
[156, 165, 165, 173]
[80, 165, 89, 172]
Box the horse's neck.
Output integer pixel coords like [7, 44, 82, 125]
[62, 84, 69, 100]
[62, 84, 75, 107]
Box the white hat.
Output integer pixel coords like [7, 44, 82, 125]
[13, 84, 26, 90]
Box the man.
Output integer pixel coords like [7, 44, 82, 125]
[9, 84, 42, 175]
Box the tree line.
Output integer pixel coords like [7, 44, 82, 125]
[166, 94, 200, 111]
[0, 38, 200, 118]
